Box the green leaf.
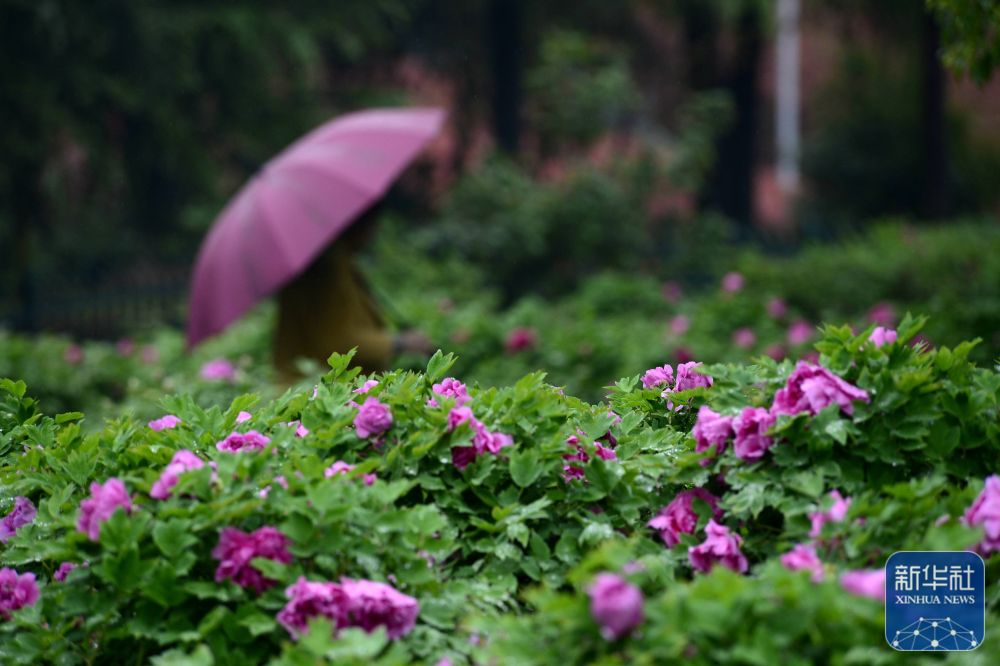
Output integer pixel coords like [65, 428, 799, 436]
[150, 645, 215, 666]
[152, 520, 199, 559]
[509, 449, 543, 487]
[426, 351, 458, 382]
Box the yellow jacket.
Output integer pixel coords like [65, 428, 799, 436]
[273, 242, 392, 377]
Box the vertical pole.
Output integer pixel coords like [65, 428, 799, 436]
[775, 0, 800, 193]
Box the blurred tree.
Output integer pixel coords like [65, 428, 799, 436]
[0, 0, 412, 331]
[927, 0, 1000, 83]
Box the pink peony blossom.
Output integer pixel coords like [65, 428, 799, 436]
[354, 380, 379, 395]
[688, 519, 748, 573]
[235, 411, 252, 424]
[216, 430, 271, 453]
[76, 478, 132, 541]
[692, 407, 733, 459]
[451, 446, 478, 471]
[786, 320, 814, 347]
[840, 568, 885, 602]
[354, 397, 392, 439]
[116, 338, 135, 357]
[642, 364, 674, 389]
[963, 475, 1000, 554]
[669, 314, 691, 336]
[53, 562, 78, 582]
[673, 362, 713, 393]
[505, 327, 537, 353]
[213, 526, 293, 593]
[732, 407, 776, 462]
[867, 302, 896, 327]
[869, 326, 898, 348]
[338, 578, 420, 639]
[150, 450, 205, 500]
[767, 297, 788, 319]
[721, 272, 745, 293]
[587, 573, 644, 640]
[648, 488, 722, 548]
[140, 345, 159, 364]
[200, 358, 236, 382]
[277, 576, 419, 640]
[732, 327, 756, 349]
[285, 420, 309, 437]
[780, 543, 824, 582]
[324, 461, 377, 486]
[64, 344, 84, 365]
[0, 497, 36, 544]
[429, 378, 470, 407]
[771, 361, 869, 417]
[446, 406, 475, 431]
[661, 281, 683, 303]
[0, 568, 39, 620]
[764, 344, 786, 361]
[809, 490, 852, 539]
[148, 414, 181, 431]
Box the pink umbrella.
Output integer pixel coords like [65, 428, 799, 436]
[186, 107, 446, 347]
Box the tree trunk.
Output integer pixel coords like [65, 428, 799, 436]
[921, 9, 949, 219]
[489, 0, 522, 154]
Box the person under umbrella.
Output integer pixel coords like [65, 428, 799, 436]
[272, 202, 430, 377]
[186, 107, 444, 376]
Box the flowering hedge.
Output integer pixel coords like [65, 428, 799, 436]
[1, 316, 998, 664]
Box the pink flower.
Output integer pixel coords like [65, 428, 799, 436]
[732, 327, 756, 349]
[324, 462, 376, 486]
[446, 407, 476, 431]
[648, 488, 722, 548]
[669, 315, 690, 336]
[642, 364, 674, 389]
[869, 326, 898, 348]
[767, 297, 788, 318]
[867, 302, 896, 327]
[692, 407, 733, 458]
[216, 430, 271, 453]
[772, 362, 870, 417]
[732, 407, 776, 462]
[840, 568, 885, 602]
[235, 411, 252, 424]
[505, 327, 537, 353]
[213, 526, 293, 593]
[673, 362, 713, 393]
[963, 475, 1000, 554]
[148, 414, 181, 431]
[286, 421, 309, 437]
[688, 519, 748, 573]
[764, 344, 786, 361]
[53, 562, 78, 582]
[140, 345, 159, 364]
[587, 573, 644, 640]
[354, 397, 393, 439]
[76, 478, 132, 541]
[200, 358, 236, 382]
[339, 578, 420, 639]
[721, 272, 745, 293]
[354, 380, 379, 395]
[150, 450, 205, 500]
[0, 497, 36, 544]
[116, 338, 135, 357]
[594, 442, 617, 461]
[0, 568, 39, 620]
[64, 344, 84, 365]
[780, 543, 824, 582]
[786, 320, 814, 346]
[259, 475, 289, 499]
[429, 378, 470, 407]
[451, 446, 478, 471]
[277, 578, 352, 638]
[277, 577, 419, 640]
[809, 489, 852, 539]
[661, 281, 683, 303]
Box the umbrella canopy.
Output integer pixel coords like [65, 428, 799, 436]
[186, 107, 445, 348]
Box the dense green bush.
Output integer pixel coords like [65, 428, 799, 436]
[1, 317, 998, 664]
